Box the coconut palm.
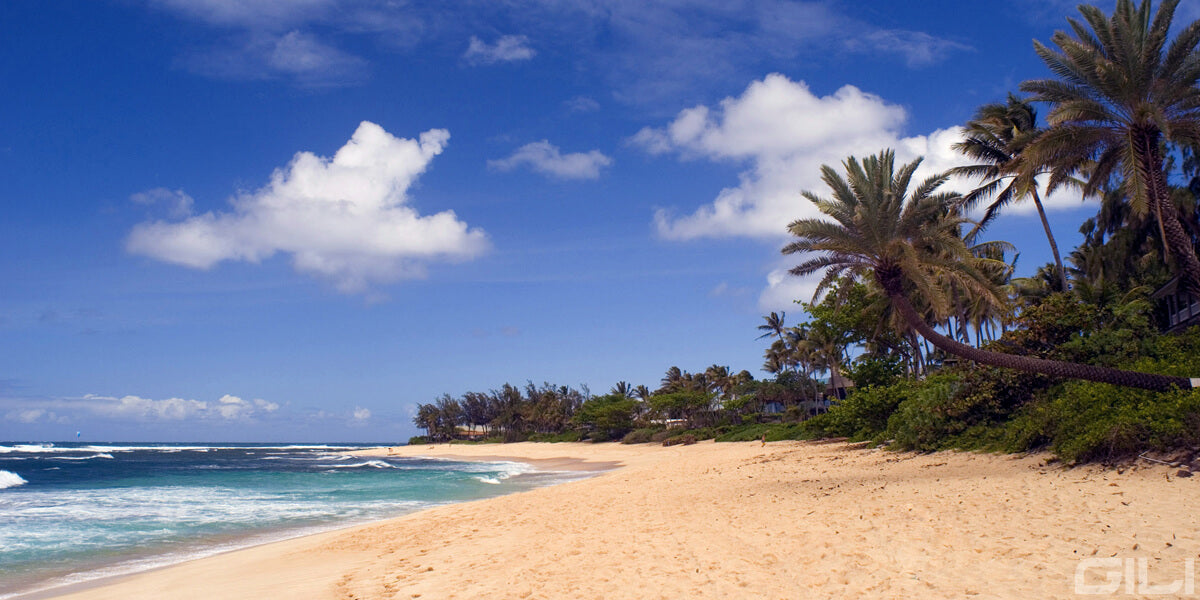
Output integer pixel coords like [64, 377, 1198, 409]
[783, 149, 1193, 392]
[800, 321, 850, 398]
[610, 381, 633, 398]
[952, 94, 1069, 291]
[756, 312, 787, 342]
[1020, 0, 1200, 299]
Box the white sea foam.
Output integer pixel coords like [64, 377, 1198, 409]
[0, 470, 27, 489]
[0, 444, 363, 454]
[48, 453, 114, 461]
[323, 460, 396, 469]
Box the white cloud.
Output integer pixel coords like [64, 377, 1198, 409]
[565, 96, 601, 113]
[131, 188, 195, 219]
[27, 393, 279, 422]
[636, 73, 1092, 310]
[149, 0, 419, 86]
[267, 31, 365, 78]
[352, 406, 371, 421]
[848, 30, 973, 68]
[150, 0, 334, 29]
[254, 398, 280, 412]
[642, 74, 912, 240]
[641, 74, 1031, 241]
[6, 408, 46, 423]
[759, 264, 822, 312]
[463, 35, 536, 65]
[179, 31, 368, 87]
[488, 140, 613, 180]
[127, 121, 490, 293]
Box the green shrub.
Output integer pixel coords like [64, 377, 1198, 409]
[801, 380, 915, 441]
[662, 434, 697, 446]
[407, 435, 431, 445]
[650, 430, 676, 443]
[621, 428, 660, 444]
[1007, 381, 1200, 463]
[714, 423, 808, 442]
[884, 375, 963, 451]
[999, 329, 1200, 463]
[527, 431, 583, 443]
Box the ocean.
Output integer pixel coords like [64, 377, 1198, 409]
[0, 442, 580, 598]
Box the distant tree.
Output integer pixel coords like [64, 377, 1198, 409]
[610, 381, 633, 398]
[573, 394, 637, 440]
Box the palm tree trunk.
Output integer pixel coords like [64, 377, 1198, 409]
[886, 287, 1193, 392]
[1030, 188, 1068, 292]
[1136, 127, 1200, 300]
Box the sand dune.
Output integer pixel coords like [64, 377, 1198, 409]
[43, 440, 1199, 599]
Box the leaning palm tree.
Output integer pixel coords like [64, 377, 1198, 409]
[952, 94, 1069, 291]
[1020, 0, 1200, 299]
[783, 149, 1193, 392]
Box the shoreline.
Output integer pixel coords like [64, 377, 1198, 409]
[30, 440, 1200, 599]
[10, 447, 609, 600]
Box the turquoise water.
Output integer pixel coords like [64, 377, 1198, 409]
[0, 443, 576, 598]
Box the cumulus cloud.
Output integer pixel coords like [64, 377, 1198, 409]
[19, 393, 279, 422]
[639, 74, 1019, 241]
[463, 35, 536, 65]
[127, 121, 490, 293]
[6, 408, 49, 424]
[488, 141, 613, 180]
[352, 406, 371, 421]
[636, 73, 1090, 310]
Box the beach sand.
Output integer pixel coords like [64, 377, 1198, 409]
[40, 440, 1199, 599]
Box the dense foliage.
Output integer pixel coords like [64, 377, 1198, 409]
[408, 1, 1200, 465]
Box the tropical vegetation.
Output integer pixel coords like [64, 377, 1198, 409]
[411, 0, 1200, 464]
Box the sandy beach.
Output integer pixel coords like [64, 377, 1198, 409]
[37, 440, 1200, 599]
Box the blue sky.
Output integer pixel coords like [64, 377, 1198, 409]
[2, 0, 1177, 442]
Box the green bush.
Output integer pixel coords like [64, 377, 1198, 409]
[714, 423, 808, 442]
[407, 436, 431, 445]
[800, 380, 915, 441]
[621, 428, 660, 444]
[883, 375, 963, 451]
[650, 430, 675, 443]
[662, 434, 697, 446]
[527, 431, 583, 443]
[1004, 380, 1200, 464]
[989, 327, 1200, 462]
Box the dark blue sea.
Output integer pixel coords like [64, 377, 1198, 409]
[0, 442, 579, 598]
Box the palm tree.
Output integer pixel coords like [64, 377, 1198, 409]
[659, 366, 685, 393]
[952, 94, 1069, 291]
[610, 381, 633, 398]
[783, 149, 1193, 392]
[1020, 0, 1200, 299]
[756, 312, 787, 342]
[801, 322, 849, 399]
[704, 364, 733, 398]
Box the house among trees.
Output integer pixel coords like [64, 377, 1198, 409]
[1153, 277, 1200, 332]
